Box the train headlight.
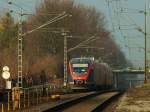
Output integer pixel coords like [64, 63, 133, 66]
[81, 69, 85, 72]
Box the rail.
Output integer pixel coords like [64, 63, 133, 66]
[43, 90, 117, 112]
[91, 91, 124, 112]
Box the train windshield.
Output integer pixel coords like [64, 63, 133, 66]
[72, 64, 88, 74]
[70, 58, 92, 74]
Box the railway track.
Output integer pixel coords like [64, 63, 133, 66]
[91, 91, 124, 112]
[22, 91, 95, 111]
[43, 90, 122, 112]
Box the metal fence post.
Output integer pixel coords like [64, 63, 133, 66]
[18, 89, 21, 109]
[36, 88, 38, 105]
[8, 91, 10, 111]
[24, 89, 26, 108]
[1, 103, 4, 112]
[28, 89, 29, 108]
[46, 88, 49, 102]
[33, 89, 35, 105]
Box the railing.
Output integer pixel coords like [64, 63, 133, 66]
[0, 84, 71, 111]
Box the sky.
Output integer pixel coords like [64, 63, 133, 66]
[0, 0, 150, 68]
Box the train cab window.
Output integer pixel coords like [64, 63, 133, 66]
[73, 67, 88, 74]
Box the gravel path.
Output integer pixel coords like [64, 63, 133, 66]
[102, 84, 150, 112]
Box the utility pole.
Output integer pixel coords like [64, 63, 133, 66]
[18, 9, 23, 88]
[144, 0, 148, 83]
[62, 29, 68, 87]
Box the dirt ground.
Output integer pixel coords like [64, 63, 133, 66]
[103, 83, 150, 112]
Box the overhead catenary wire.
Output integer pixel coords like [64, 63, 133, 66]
[105, 0, 148, 67]
[67, 35, 98, 52]
[23, 12, 71, 36]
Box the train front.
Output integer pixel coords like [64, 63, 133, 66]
[69, 58, 93, 84]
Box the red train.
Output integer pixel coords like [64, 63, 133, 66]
[69, 57, 113, 88]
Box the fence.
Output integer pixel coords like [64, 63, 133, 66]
[0, 84, 70, 112]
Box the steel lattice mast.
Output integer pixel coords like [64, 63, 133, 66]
[62, 29, 68, 87]
[18, 10, 23, 87]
